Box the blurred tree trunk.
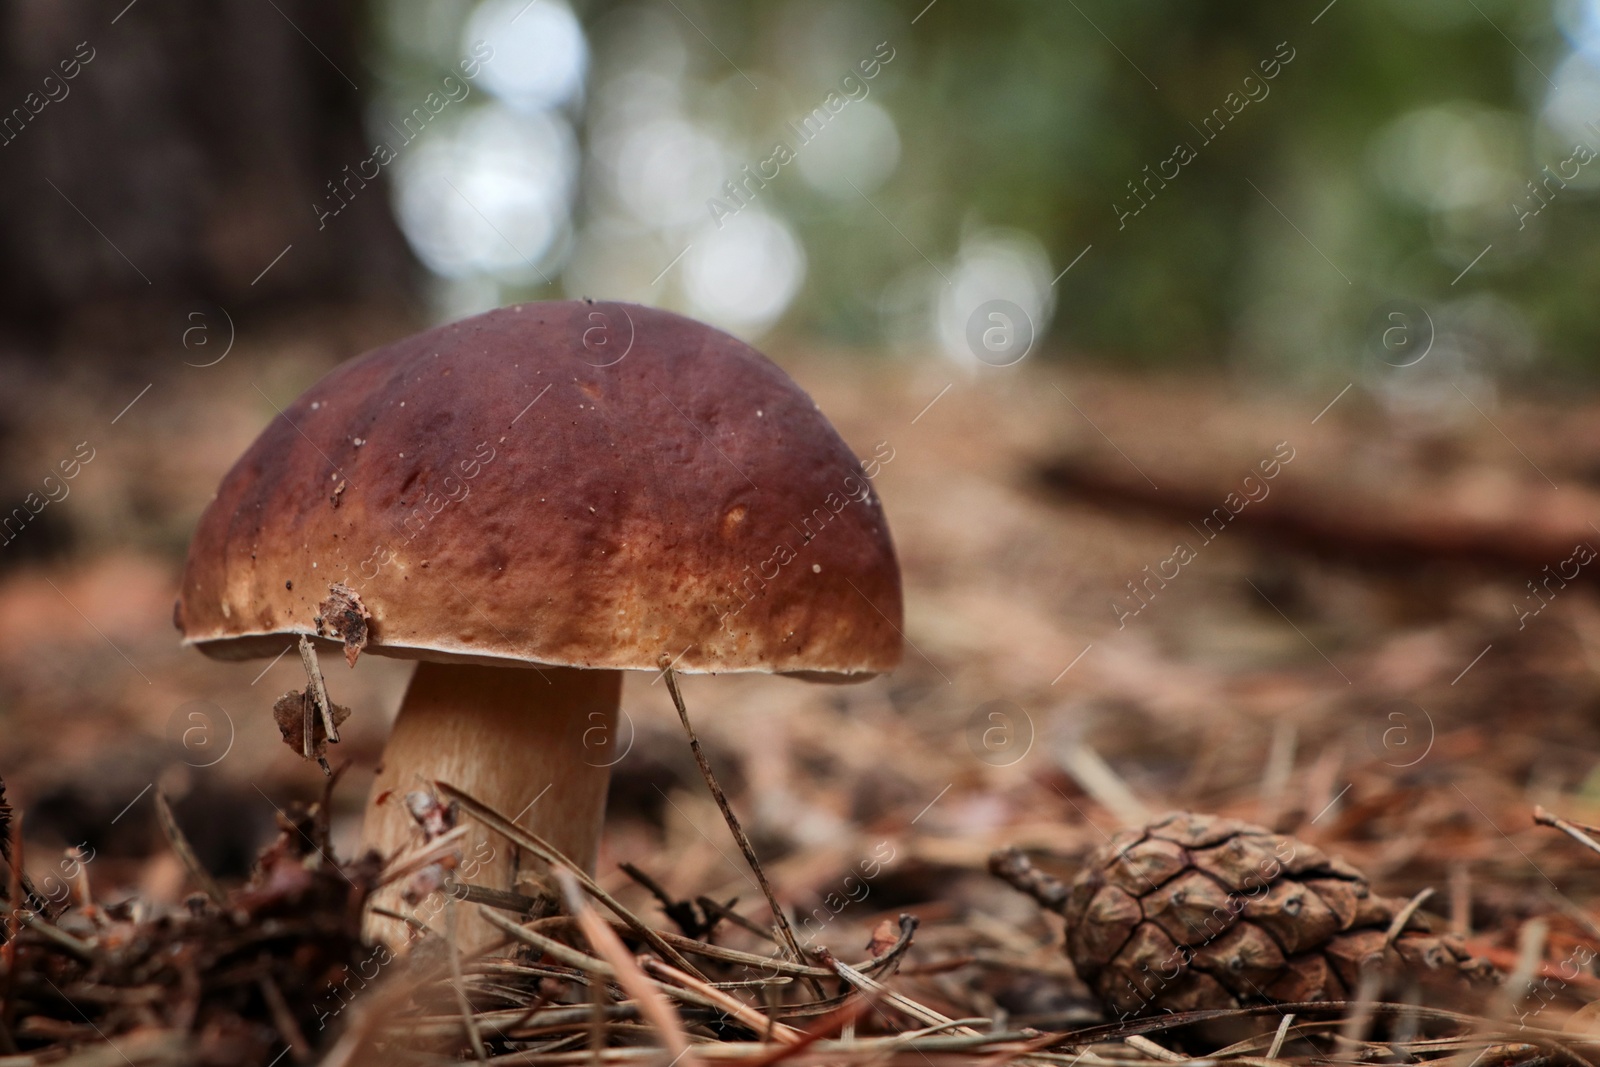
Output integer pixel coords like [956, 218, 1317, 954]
[0, 0, 417, 344]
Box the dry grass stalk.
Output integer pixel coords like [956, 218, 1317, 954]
[1384, 888, 1437, 948]
[1055, 741, 1150, 827]
[1265, 1014, 1293, 1060]
[1534, 806, 1600, 860]
[152, 791, 224, 906]
[820, 952, 979, 1038]
[435, 780, 706, 980]
[376, 823, 470, 888]
[558, 869, 700, 1067]
[447, 903, 489, 1063]
[1120, 1035, 1183, 1061]
[638, 957, 803, 1045]
[660, 664, 819, 997]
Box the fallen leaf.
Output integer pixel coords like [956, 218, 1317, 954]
[271, 689, 351, 771]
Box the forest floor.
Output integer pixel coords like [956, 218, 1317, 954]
[4, 326, 1600, 1063]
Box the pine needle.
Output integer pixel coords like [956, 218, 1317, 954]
[660, 662, 821, 998]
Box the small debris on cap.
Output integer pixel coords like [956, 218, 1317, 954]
[316, 583, 371, 667]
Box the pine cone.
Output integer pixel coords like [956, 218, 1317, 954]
[1000, 812, 1496, 1018]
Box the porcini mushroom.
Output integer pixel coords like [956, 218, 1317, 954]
[174, 301, 903, 948]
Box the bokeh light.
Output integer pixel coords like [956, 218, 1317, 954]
[465, 0, 589, 113]
[683, 211, 807, 335]
[794, 101, 901, 198]
[602, 117, 728, 229]
[936, 229, 1056, 367]
[393, 105, 578, 281]
[1368, 105, 1522, 214]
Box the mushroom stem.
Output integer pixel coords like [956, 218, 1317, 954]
[361, 661, 621, 950]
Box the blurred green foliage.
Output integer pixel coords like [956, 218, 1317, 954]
[371, 0, 1593, 377]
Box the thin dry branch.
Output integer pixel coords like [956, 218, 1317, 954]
[297, 634, 339, 745]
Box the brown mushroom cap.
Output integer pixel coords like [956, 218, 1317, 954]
[175, 301, 902, 679]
